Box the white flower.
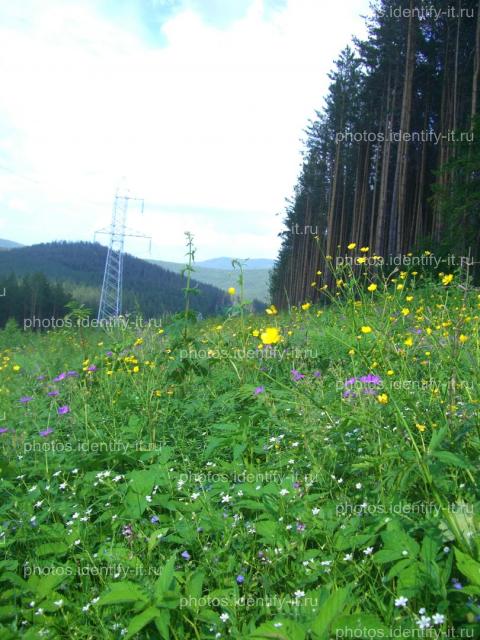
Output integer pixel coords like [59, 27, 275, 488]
[220, 612, 229, 622]
[74, 539, 81, 545]
[221, 495, 232, 503]
[28, 485, 37, 493]
[419, 608, 426, 614]
[237, 490, 244, 497]
[432, 613, 445, 625]
[344, 553, 353, 561]
[34, 608, 44, 616]
[402, 550, 408, 556]
[273, 622, 283, 628]
[279, 489, 289, 496]
[291, 442, 299, 447]
[72, 468, 78, 474]
[34, 500, 44, 508]
[59, 482, 67, 490]
[191, 492, 200, 500]
[72, 512, 79, 519]
[395, 596, 408, 608]
[443, 546, 450, 553]
[363, 546, 374, 555]
[113, 475, 122, 482]
[145, 495, 152, 503]
[54, 599, 64, 607]
[294, 590, 305, 598]
[312, 507, 320, 515]
[355, 482, 362, 489]
[416, 616, 431, 630]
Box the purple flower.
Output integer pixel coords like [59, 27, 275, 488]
[0, 428, 8, 435]
[57, 406, 70, 415]
[452, 579, 463, 590]
[87, 365, 97, 372]
[254, 386, 265, 395]
[47, 390, 59, 397]
[150, 515, 159, 524]
[236, 575, 245, 584]
[106, 351, 113, 357]
[39, 428, 53, 437]
[344, 377, 357, 387]
[313, 371, 322, 378]
[19, 396, 33, 403]
[358, 374, 382, 385]
[296, 522, 306, 532]
[53, 373, 67, 382]
[181, 550, 191, 560]
[66, 371, 78, 377]
[291, 369, 305, 382]
[36, 375, 45, 381]
[122, 524, 133, 540]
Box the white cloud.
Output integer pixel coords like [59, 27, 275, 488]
[0, 0, 371, 259]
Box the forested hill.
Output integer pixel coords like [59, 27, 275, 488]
[271, 0, 480, 306]
[0, 241, 228, 319]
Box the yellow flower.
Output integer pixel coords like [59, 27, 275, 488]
[106, 370, 113, 376]
[356, 257, 367, 265]
[360, 246, 369, 253]
[336, 279, 344, 287]
[134, 338, 143, 346]
[301, 302, 311, 311]
[360, 325, 372, 334]
[424, 250, 431, 256]
[347, 243, 356, 250]
[416, 423, 426, 432]
[260, 327, 281, 345]
[348, 349, 355, 355]
[401, 308, 410, 316]
[386, 369, 394, 376]
[406, 295, 413, 302]
[228, 287, 236, 295]
[266, 304, 278, 315]
[442, 274, 454, 285]
[316, 270, 322, 275]
[404, 336, 413, 347]
[252, 329, 260, 337]
[396, 284, 404, 291]
[154, 390, 162, 397]
[132, 366, 140, 373]
[158, 329, 165, 334]
[412, 271, 418, 276]
[367, 283, 377, 292]
[311, 282, 317, 287]
[459, 334, 469, 344]
[12, 364, 21, 372]
[377, 393, 389, 404]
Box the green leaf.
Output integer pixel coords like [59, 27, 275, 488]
[36, 542, 69, 557]
[155, 554, 177, 602]
[186, 570, 205, 600]
[430, 450, 471, 469]
[373, 549, 407, 564]
[454, 548, 480, 587]
[250, 619, 306, 640]
[311, 587, 350, 639]
[35, 573, 67, 600]
[125, 606, 161, 639]
[154, 609, 171, 639]
[98, 581, 149, 606]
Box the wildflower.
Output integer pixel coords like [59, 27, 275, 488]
[0, 428, 8, 434]
[347, 243, 356, 250]
[396, 284, 404, 291]
[344, 553, 353, 561]
[291, 369, 305, 382]
[39, 428, 53, 437]
[442, 274, 454, 285]
[236, 575, 245, 584]
[459, 334, 469, 344]
[395, 596, 408, 608]
[301, 302, 311, 310]
[313, 370, 322, 378]
[181, 550, 191, 560]
[404, 336, 413, 347]
[360, 326, 372, 334]
[416, 616, 432, 630]
[265, 304, 278, 315]
[12, 364, 21, 372]
[279, 488, 289, 496]
[53, 373, 66, 382]
[254, 386, 265, 395]
[357, 257, 367, 264]
[220, 613, 229, 622]
[377, 393, 388, 404]
[260, 327, 281, 345]
[452, 578, 463, 590]
[416, 423, 426, 432]
[363, 547, 374, 555]
[252, 329, 260, 336]
[367, 283, 377, 292]
[401, 308, 410, 316]
[228, 287, 236, 295]
[221, 495, 232, 504]
[57, 406, 70, 415]
[19, 396, 33, 403]
[47, 390, 59, 397]
[294, 590, 305, 598]
[432, 613, 445, 625]
[360, 247, 369, 253]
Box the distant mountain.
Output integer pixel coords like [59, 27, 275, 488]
[0, 242, 228, 318]
[151, 259, 271, 302]
[0, 238, 23, 249]
[197, 257, 274, 270]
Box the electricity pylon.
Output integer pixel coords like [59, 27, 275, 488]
[95, 187, 151, 322]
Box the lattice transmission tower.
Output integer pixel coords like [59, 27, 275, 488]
[95, 187, 151, 322]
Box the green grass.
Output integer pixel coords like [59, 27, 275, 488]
[150, 260, 271, 303]
[0, 260, 479, 639]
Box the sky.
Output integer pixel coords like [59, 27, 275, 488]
[0, 0, 372, 262]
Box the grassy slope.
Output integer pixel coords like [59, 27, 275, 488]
[0, 267, 478, 637]
[150, 259, 271, 302]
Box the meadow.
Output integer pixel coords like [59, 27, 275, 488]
[0, 250, 479, 639]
